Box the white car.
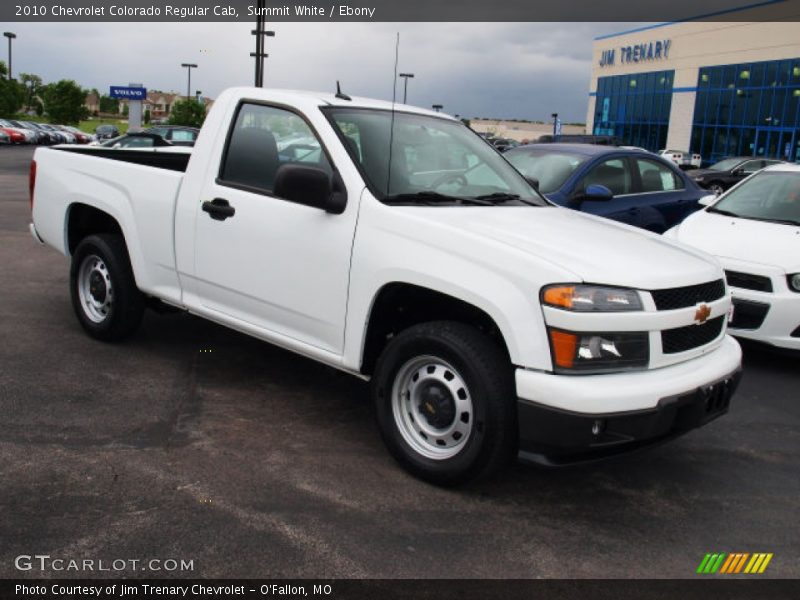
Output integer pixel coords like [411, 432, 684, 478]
[665, 164, 800, 350]
[659, 149, 702, 169]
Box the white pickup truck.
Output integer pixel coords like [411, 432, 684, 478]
[30, 87, 742, 484]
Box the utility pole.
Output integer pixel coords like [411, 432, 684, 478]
[250, 0, 275, 87]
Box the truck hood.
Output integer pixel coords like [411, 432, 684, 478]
[416, 205, 721, 289]
[672, 209, 800, 271]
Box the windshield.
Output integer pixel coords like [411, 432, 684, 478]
[708, 158, 743, 171]
[324, 108, 545, 206]
[710, 170, 800, 225]
[505, 150, 589, 194]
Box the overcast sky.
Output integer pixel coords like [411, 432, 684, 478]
[2, 22, 635, 121]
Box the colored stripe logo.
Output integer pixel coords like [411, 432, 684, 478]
[697, 552, 773, 574]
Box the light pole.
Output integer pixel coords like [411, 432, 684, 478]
[398, 73, 414, 104]
[432, 104, 443, 113]
[181, 63, 197, 100]
[551, 112, 559, 137]
[3, 32, 16, 80]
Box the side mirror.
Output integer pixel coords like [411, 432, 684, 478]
[698, 194, 715, 207]
[583, 184, 614, 201]
[273, 164, 347, 214]
[525, 176, 540, 191]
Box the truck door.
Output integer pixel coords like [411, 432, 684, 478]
[189, 102, 358, 354]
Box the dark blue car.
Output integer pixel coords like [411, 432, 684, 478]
[504, 144, 708, 233]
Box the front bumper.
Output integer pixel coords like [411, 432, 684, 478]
[729, 286, 800, 351]
[515, 336, 742, 465]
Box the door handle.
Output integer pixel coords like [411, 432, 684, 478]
[202, 198, 236, 221]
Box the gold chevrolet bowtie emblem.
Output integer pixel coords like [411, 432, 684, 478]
[695, 304, 711, 324]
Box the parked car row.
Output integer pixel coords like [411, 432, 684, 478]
[95, 125, 200, 149]
[0, 119, 95, 145]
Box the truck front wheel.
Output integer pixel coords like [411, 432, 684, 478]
[372, 321, 516, 485]
[70, 234, 145, 341]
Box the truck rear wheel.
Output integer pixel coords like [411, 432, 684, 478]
[70, 234, 145, 341]
[372, 321, 516, 485]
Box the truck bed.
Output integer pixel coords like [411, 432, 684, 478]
[31, 145, 188, 305]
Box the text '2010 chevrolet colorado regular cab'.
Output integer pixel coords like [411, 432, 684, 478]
[29, 88, 742, 484]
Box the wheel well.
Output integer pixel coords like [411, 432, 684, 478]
[360, 283, 510, 375]
[67, 204, 123, 254]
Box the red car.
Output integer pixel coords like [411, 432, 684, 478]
[0, 127, 26, 144]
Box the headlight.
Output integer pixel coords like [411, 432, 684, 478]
[788, 273, 800, 292]
[548, 328, 649, 374]
[542, 284, 642, 312]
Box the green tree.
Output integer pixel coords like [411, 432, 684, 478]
[122, 104, 129, 117]
[19, 73, 43, 113]
[144, 108, 151, 124]
[0, 61, 25, 117]
[99, 94, 119, 114]
[43, 79, 87, 124]
[168, 99, 206, 128]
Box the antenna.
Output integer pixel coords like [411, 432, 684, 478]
[386, 32, 400, 195]
[335, 80, 351, 101]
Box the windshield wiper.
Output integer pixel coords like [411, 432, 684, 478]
[707, 207, 741, 218]
[755, 217, 800, 226]
[473, 192, 542, 206]
[384, 192, 494, 206]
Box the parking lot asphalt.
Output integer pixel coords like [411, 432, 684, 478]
[1, 145, 798, 579]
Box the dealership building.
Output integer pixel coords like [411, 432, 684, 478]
[587, 2, 800, 164]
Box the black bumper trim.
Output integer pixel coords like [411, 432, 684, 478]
[517, 367, 742, 466]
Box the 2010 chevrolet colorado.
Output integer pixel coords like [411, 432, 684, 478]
[29, 87, 742, 484]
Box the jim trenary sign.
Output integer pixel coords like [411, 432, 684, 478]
[599, 39, 672, 67]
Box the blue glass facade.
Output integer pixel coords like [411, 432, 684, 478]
[592, 70, 674, 152]
[691, 58, 800, 164]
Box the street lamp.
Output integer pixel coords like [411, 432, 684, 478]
[551, 112, 559, 136]
[181, 63, 198, 100]
[432, 104, 443, 112]
[3, 32, 16, 80]
[398, 73, 414, 104]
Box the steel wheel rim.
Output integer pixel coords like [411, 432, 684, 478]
[710, 184, 724, 195]
[77, 254, 113, 323]
[391, 355, 474, 460]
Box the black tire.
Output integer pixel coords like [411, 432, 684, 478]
[70, 234, 145, 341]
[372, 321, 517, 485]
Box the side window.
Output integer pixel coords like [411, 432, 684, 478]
[582, 158, 632, 196]
[170, 129, 197, 143]
[635, 158, 684, 192]
[220, 103, 332, 192]
[740, 160, 762, 174]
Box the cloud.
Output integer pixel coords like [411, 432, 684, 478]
[6, 21, 631, 121]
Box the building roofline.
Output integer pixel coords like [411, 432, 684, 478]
[593, 0, 785, 41]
